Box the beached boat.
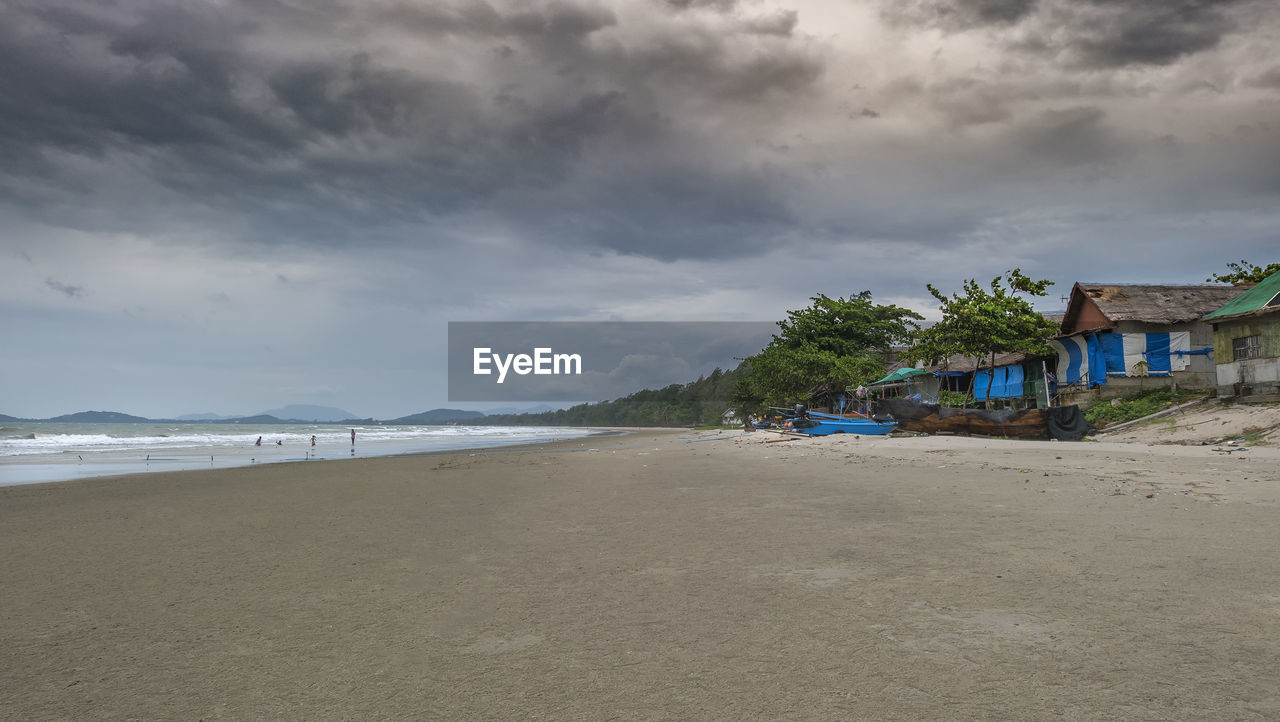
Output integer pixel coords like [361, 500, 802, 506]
[871, 398, 1088, 440]
[790, 410, 897, 436]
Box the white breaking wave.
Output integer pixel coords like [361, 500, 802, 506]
[1, 425, 590, 456]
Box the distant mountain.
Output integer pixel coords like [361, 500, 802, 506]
[47, 410, 151, 423]
[212, 414, 285, 424]
[390, 408, 486, 424]
[0, 413, 19, 422]
[174, 412, 237, 420]
[256, 405, 357, 422]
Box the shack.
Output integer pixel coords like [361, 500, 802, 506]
[1205, 270, 1280, 398]
[1048, 283, 1246, 404]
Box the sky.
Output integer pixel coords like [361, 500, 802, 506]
[2, 0, 1278, 419]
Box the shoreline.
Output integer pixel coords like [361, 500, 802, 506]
[3, 429, 1278, 717]
[0, 425, 620, 488]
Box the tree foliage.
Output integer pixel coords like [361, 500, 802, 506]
[902, 269, 1057, 404]
[1206, 259, 1280, 285]
[478, 366, 744, 427]
[732, 293, 923, 414]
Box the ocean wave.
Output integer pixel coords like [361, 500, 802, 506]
[0, 425, 590, 456]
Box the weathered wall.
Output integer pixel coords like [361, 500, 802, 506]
[1213, 315, 1280, 395]
[1055, 320, 1220, 408]
[1111, 320, 1219, 389]
[1066, 295, 1110, 334]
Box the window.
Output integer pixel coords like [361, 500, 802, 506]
[1233, 334, 1261, 361]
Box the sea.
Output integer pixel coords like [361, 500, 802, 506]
[0, 422, 601, 486]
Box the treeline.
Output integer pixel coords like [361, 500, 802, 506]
[479, 366, 744, 427]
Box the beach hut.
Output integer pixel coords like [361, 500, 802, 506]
[1048, 282, 1247, 404]
[865, 367, 938, 402]
[1205, 270, 1280, 399]
[924, 352, 1054, 409]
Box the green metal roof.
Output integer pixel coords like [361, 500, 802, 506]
[1204, 269, 1280, 319]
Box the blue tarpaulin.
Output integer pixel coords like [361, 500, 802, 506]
[1145, 332, 1171, 374]
[1100, 333, 1126, 376]
[1087, 332, 1108, 387]
[973, 364, 1026, 400]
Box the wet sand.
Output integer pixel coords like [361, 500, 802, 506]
[3, 429, 1279, 719]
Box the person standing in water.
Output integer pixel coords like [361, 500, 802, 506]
[350, 428, 356, 446]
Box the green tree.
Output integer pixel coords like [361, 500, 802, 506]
[1206, 259, 1280, 285]
[733, 292, 923, 414]
[903, 269, 1057, 407]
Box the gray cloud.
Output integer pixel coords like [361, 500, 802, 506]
[882, 0, 1037, 31]
[1059, 0, 1244, 69]
[2, 0, 1280, 420]
[885, 0, 1258, 69]
[1247, 66, 1280, 89]
[0, 0, 823, 260]
[664, 0, 739, 11]
[45, 278, 84, 298]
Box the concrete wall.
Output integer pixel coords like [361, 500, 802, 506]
[1213, 315, 1280, 395]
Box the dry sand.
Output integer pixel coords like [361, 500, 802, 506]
[3, 427, 1280, 719]
[1094, 397, 1280, 446]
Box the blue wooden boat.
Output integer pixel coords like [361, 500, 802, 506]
[790, 410, 897, 436]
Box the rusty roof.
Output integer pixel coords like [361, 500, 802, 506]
[1066, 283, 1247, 328]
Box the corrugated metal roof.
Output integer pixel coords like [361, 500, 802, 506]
[1073, 283, 1246, 325]
[1204, 270, 1280, 320]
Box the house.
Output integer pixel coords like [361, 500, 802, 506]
[1205, 270, 1280, 398]
[1048, 283, 1247, 402]
[721, 408, 739, 424]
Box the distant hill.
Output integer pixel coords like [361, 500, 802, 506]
[47, 410, 151, 423]
[257, 405, 357, 422]
[0, 413, 19, 422]
[390, 409, 486, 424]
[174, 412, 237, 420]
[211, 414, 285, 424]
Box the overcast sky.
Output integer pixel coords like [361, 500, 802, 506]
[2, 0, 1278, 419]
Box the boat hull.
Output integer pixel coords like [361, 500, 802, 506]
[872, 398, 1059, 438]
[793, 414, 897, 436]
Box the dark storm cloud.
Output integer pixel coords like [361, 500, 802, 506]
[0, 0, 822, 260]
[884, 0, 1255, 69]
[664, 0, 739, 12]
[375, 1, 617, 42]
[1060, 0, 1244, 69]
[881, 0, 1037, 31]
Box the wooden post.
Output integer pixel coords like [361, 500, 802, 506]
[1042, 359, 1052, 409]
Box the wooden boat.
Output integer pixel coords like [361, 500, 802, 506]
[871, 397, 1056, 438]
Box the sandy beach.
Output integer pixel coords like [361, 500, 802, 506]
[3, 428, 1279, 719]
